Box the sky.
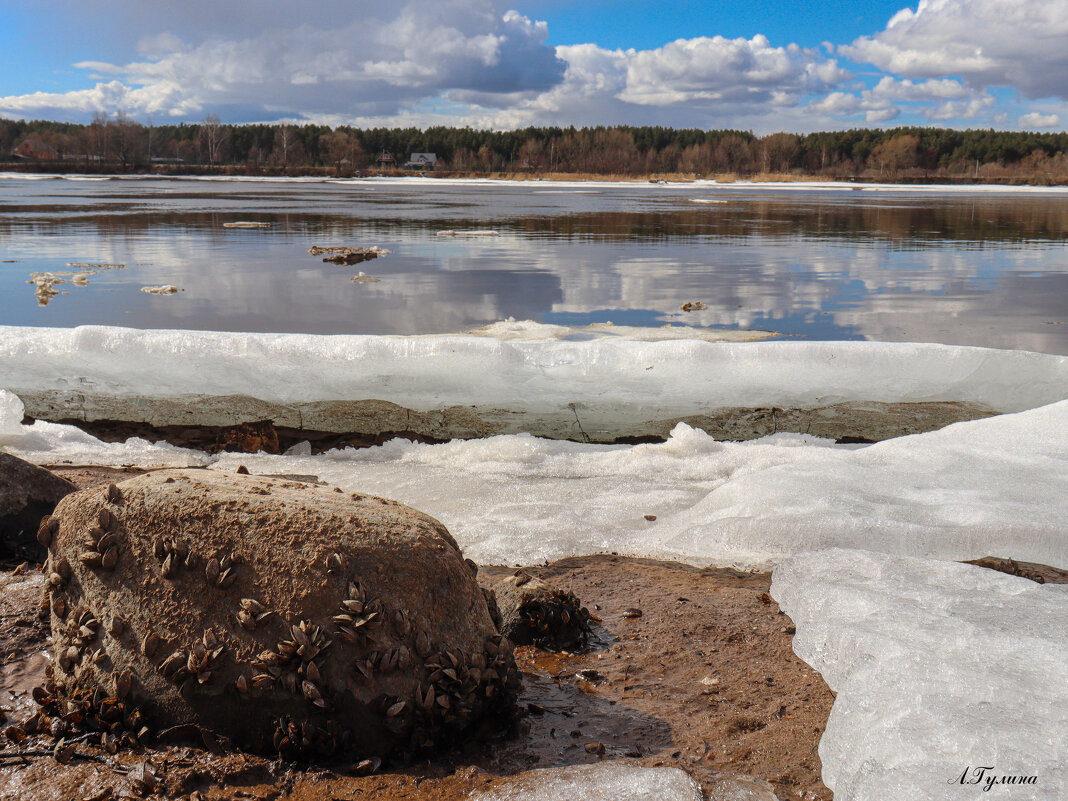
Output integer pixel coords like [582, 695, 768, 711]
[0, 0, 1065, 133]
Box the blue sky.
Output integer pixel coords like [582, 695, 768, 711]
[0, 0, 1064, 133]
[523, 1, 908, 50]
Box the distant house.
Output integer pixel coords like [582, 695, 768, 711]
[13, 138, 60, 161]
[376, 150, 397, 168]
[404, 152, 437, 170]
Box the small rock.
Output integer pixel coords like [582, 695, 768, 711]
[492, 574, 593, 651]
[705, 773, 781, 800]
[622, 608, 643, 619]
[217, 420, 279, 454]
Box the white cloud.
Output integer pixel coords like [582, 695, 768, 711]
[443, 36, 850, 132]
[617, 35, 849, 107]
[842, 0, 1068, 99]
[804, 75, 994, 125]
[1019, 112, 1061, 128]
[0, 1, 565, 122]
[0, 0, 1057, 132]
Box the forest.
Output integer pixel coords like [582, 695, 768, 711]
[3, 114, 1067, 183]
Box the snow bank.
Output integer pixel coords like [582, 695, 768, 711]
[772, 549, 1068, 801]
[4, 393, 1065, 569]
[0, 327, 1064, 433]
[469, 763, 703, 801]
[1, 416, 211, 469]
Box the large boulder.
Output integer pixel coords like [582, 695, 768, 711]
[41, 469, 518, 759]
[0, 452, 75, 560]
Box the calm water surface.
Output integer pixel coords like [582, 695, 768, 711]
[1, 175, 1065, 353]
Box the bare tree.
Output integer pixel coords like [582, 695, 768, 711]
[272, 124, 297, 168]
[200, 114, 228, 166]
[87, 112, 109, 163]
[109, 110, 141, 168]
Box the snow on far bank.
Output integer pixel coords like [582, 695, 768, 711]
[3, 388, 1066, 570]
[1, 325, 1064, 415]
[4, 172, 1068, 195]
[772, 548, 1068, 801]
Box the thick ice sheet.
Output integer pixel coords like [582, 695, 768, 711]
[4, 394, 1066, 569]
[1, 326, 1065, 414]
[771, 549, 1068, 801]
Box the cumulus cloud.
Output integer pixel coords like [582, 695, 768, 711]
[617, 35, 849, 106]
[842, 0, 1068, 99]
[0, 0, 565, 122]
[1019, 112, 1061, 128]
[804, 75, 993, 124]
[446, 36, 850, 131]
[0, 0, 1056, 131]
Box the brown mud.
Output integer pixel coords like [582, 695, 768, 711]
[0, 467, 836, 800]
[2, 551, 838, 801]
[3, 466, 1063, 800]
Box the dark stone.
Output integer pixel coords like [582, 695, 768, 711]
[492, 573, 593, 651]
[0, 453, 75, 561]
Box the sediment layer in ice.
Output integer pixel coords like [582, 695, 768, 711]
[771, 548, 1068, 801]
[1, 325, 1064, 441]
[5, 392, 1066, 570]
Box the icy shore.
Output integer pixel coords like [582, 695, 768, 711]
[772, 549, 1068, 801]
[2, 327, 1067, 801]
[2, 389, 1065, 571]
[2, 324, 1065, 442]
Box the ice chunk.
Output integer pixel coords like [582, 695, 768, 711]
[0, 326, 1063, 418]
[469, 763, 703, 801]
[0, 389, 25, 441]
[771, 548, 1068, 801]
[4, 419, 211, 469]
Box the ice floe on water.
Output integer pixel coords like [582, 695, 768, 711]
[1, 325, 1065, 417]
[772, 549, 1068, 801]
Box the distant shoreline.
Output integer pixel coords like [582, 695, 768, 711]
[2, 162, 1067, 187]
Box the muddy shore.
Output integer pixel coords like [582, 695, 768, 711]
[3, 466, 1063, 801]
[1, 466, 837, 801]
